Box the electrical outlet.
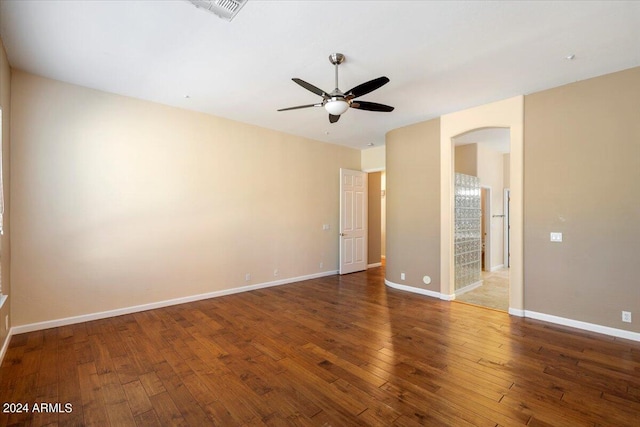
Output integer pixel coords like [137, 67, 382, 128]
[401, 272, 406, 280]
[274, 269, 278, 277]
[622, 311, 632, 323]
[245, 273, 251, 281]
[550, 232, 563, 242]
[319, 261, 323, 269]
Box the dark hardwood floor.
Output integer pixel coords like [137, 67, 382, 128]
[1, 265, 640, 426]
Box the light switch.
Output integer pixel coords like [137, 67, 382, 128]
[322, 224, 330, 230]
[550, 232, 563, 242]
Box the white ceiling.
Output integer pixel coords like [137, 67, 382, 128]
[1, 1, 639, 150]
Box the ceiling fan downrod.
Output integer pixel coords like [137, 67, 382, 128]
[329, 53, 345, 91]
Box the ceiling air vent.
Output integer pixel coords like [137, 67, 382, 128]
[187, 0, 248, 22]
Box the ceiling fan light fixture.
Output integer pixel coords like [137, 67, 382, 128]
[324, 99, 349, 115]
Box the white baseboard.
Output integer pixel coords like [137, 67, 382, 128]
[0, 294, 10, 365]
[0, 327, 12, 366]
[11, 270, 339, 335]
[368, 262, 382, 268]
[524, 310, 640, 342]
[508, 308, 525, 317]
[384, 281, 639, 342]
[490, 264, 505, 272]
[453, 280, 483, 296]
[385, 279, 455, 301]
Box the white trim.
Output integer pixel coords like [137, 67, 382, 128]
[0, 293, 6, 310]
[368, 262, 382, 268]
[0, 327, 12, 365]
[454, 280, 483, 296]
[508, 307, 525, 317]
[383, 283, 639, 342]
[490, 264, 505, 272]
[11, 270, 338, 335]
[524, 310, 640, 342]
[385, 279, 455, 301]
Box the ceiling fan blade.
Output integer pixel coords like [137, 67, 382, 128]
[329, 114, 340, 123]
[351, 101, 394, 112]
[292, 78, 329, 98]
[345, 76, 390, 99]
[277, 103, 322, 112]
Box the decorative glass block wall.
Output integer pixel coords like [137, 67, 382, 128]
[454, 173, 482, 290]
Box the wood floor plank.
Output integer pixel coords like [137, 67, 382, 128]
[77, 362, 110, 427]
[2, 265, 640, 426]
[134, 409, 163, 427]
[148, 391, 189, 427]
[122, 380, 154, 416]
[57, 339, 85, 426]
[152, 361, 213, 426]
[97, 370, 136, 426]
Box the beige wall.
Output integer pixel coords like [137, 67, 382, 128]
[454, 143, 477, 176]
[0, 41, 11, 351]
[524, 66, 640, 332]
[361, 146, 385, 171]
[385, 118, 441, 291]
[368, 172, 382, 264]
[503, 153, 510, 188]
[477, 143, 505, 270]
[10, 71, 360, 326]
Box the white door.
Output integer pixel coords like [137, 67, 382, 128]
[339, 168, 368, 274]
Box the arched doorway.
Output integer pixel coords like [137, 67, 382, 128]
[440, 96, 524, 316]
[452, 127, 511, 311]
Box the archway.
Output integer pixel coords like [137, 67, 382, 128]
[440, 96, 524, 315]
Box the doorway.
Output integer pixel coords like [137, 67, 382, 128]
[440, 96, 524, 315]
[452, 132, 510, 311]
[366, 171, 386, 269]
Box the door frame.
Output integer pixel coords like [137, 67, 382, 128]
[440, 96, 524, 315]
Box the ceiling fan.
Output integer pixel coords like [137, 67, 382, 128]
[278, 53, 394, 123]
